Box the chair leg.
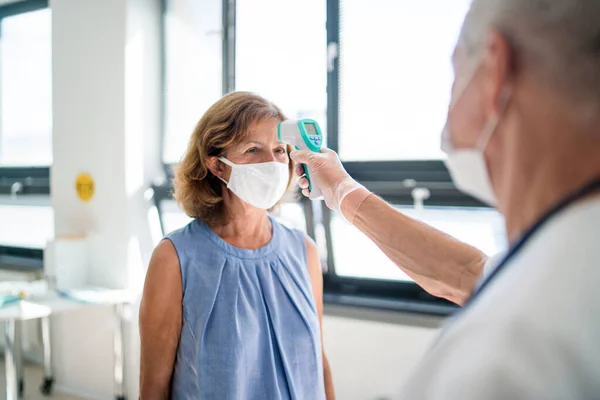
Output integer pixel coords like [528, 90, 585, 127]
[39, 316, 54, 396]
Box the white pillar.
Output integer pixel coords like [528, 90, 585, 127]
[51, 0, 162, 397]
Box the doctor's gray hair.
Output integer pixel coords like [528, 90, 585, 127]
[459, 0, 600, 106]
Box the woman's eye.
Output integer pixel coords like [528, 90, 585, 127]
[275, 147, 286, 154]
[246, 147, 257, 154]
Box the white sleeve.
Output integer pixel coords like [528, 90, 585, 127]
[470, 252, 507, 298]
[481, 251, 506, 280]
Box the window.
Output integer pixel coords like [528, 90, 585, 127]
[330, 207, 506, 282]
[0, 199, 52, 273]
[162, 0, 223, 164]
[158, 0, 504, 315]
[337, 0, 471, 161]
[321, 0, 497, 313]
[0, 1, 52, 276]
[0, 201, 53, 249]
[0, 1, 51, 199]
[326, 0, 481, 208]
[236, 0, 327, 141]
[0, 3, 52, 167]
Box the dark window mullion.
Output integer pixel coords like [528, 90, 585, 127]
[223, 0, 235, 94]
[0, 167, 50, 195]
[0, 0, 48, 20]
[326, 0, 339, 152]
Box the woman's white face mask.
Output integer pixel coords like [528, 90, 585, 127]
[218, 157, 290, 209]
[441, 58, 510, 207]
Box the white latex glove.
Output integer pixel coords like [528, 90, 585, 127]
[290, 148, 364, 222]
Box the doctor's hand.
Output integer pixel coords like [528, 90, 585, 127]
[290, 148, 366, 222]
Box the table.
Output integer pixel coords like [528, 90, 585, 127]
[0, 289, 131, 400]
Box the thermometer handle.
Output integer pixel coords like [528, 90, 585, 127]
[301, 163, 323, 200]
[293, 142, 323, 200]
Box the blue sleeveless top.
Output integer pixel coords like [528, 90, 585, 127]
[166, 216, 325, 400]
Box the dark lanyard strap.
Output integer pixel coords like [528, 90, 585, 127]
[463, 177, 600, 309]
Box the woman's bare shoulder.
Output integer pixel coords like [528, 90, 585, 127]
[151, 239, 180, 267]
[142, 239, 182, 299]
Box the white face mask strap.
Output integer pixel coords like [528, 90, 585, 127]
[443, 56, 485, 152]
[450, 55, 484, 108]
[217, 157, 234, 186]
[218, 157, 235, 167]
[217, 176, 229, 186]
[477, 115, 499, 150]
[476, 87, 512, 150]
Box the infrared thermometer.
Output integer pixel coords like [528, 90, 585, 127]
[278, 119, 324, 200]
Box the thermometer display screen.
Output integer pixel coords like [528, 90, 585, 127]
[304, 122, 317, 135]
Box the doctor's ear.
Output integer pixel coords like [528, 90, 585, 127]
[482, 31, 514, 116]
[207, 157, 226, 179]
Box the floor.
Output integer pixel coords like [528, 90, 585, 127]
[0, 362, 85, 400]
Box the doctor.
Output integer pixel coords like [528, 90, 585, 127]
[292, 0, 600, 397]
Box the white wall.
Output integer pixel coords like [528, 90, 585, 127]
[323, 309, 441, 400]
[50, 0, 162, 398]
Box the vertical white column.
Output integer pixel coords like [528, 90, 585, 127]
[51, 0, 161, 397]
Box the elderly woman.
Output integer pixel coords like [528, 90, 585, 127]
[139, 92, 334, 399]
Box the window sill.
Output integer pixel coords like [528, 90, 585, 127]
[324, 292, 458, 317]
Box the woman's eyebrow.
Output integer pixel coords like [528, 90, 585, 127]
[241, 140, 264, 146]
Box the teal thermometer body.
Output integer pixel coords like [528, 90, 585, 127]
[277, 119, 323, 200]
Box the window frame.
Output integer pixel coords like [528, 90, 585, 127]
[0, 0, 50, 196]
[157, 0, 492, 316]
[0, 244, 44, 272]
[0, 166, 49, 196]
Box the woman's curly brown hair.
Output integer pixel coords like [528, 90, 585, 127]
[173, 92, 295, 226]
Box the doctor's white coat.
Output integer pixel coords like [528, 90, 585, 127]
[397, 198, 600, 399]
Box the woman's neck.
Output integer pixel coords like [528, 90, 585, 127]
[211, 194, 272, 249]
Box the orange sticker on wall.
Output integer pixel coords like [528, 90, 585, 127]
[75, 173, 95, 202]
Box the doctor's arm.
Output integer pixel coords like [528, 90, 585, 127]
[139, 240, 183, 399]
[343, 188, 487, 304]
[291, 149, 488, 306]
